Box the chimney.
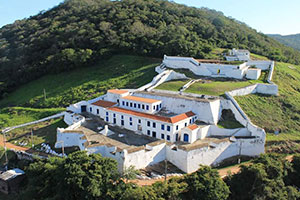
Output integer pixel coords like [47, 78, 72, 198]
[104, 125, 108, 136]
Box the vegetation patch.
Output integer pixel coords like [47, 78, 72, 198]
[0, 55, 158, 108]
[235, 62, 300, 140]
[185, 80, 262, 96]
[156, 80, 189, 92]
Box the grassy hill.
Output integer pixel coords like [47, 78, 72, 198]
[0, 54, 159, 148]
[1, 0, 300, 99]
[268, 34, 300, 51]
[235, 62, 300, 141]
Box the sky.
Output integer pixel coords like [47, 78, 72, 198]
[0, 0, 299, 35]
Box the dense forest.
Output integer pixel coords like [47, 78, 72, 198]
[268, 34, 300, 51]
[1, 0, 300, 98]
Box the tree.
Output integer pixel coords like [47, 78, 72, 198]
[226, 154, 300, 200]
[22, 151, 120, 200]
[182, 165, 230, 200]
[152, 177, 188, 200]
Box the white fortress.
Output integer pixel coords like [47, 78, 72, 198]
[53, 50, 277, 174]
[55, 87, 266, 173]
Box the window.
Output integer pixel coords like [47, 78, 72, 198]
[185, 123, 187, 127]
[113, 118, 116, 124]
[134, 103, 136, 108]
[97, 109, 99, 114]
[176, 125, 178, 130]
[147, 121, 150, 127]
[106, 117, 109, 122]
[138, 119, 141, 123]
[167, 135, 170, 141]
[167, 126, 171, 132]
[122, 101, 125, 106]
[152, 131, 156, 138]
[146, 105, 149, 110]
[153, 122, 156, 128]
[189, 119, 192, 124]
[121, 115, 124, 119]
[121, 120, 124, 126]
[113, 113, 116, 117]
[130, 117, 132, 121]
[138, 104, 141, 109]
[161, 124, 165, 130]
[175, 134, 178, 141]
[142, 104, 145, 109]
[156, 105, 159, 111]
[130, 102, 133, 107]
[161, 133, 165, 139]
[153, 105, 156, 110]
[160, 104, 162, 108]
[147, 130, 151, 135]
[126, 102, 129, 106]
[90, 107, 92, 112]
[106, 112, 108, 116]
[129, 122, 133, 126]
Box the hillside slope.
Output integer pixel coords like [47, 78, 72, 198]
[235, 62, 300, 140]
[268, 34, 300, 51]
[1, 0, 300, 98]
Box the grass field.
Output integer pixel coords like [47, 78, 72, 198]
[0, 55, 159, 108]
[185, 79, 263, 96]
[156, 80, 189, 91]
[235, 62, 300, 141]
[0, 55, 159, 150]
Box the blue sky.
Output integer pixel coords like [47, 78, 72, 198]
[0, 0, 299, 35]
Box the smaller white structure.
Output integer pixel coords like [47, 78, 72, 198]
[225, 48, 250, 61]
[246, 68, 261, 80]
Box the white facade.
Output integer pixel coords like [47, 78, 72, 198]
[163, 55, 259, 80]
[225, 48, 250, 61]
[246, 68, 261, 80]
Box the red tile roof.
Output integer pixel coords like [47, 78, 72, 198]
[187, 124, 199, 131]
[122, 95, 161, 104]
[107, 107, 195, 124]
[92, 100, 117, 108]
[108, 89, 129, 95]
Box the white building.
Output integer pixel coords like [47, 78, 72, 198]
[225, 48, 251, 61]
[55, 88, 266, 173]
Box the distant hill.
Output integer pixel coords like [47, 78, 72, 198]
[268, 34, 300, 51]
[1, 0, 300, 98]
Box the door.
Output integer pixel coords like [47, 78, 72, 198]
[183, 134, 189, 142]
[152, 131, 156, 138]
[81, 105, 87, 112]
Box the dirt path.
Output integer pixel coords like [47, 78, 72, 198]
[0, 135, 29, 151]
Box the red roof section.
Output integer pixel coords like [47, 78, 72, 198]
[107, 107, 195, 124]
[187, 124, 199, 131]
[108, 89, 129, 95]
[122, 95, 161, 104]
[92, 100, 117, 108]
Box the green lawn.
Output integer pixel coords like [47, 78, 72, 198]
[235, 62, 300, 141]
[156, 80, 189, 91]
[185, 80, 262, 96]
[0, 55, 159, 108]
[0, 107, 67, 148]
